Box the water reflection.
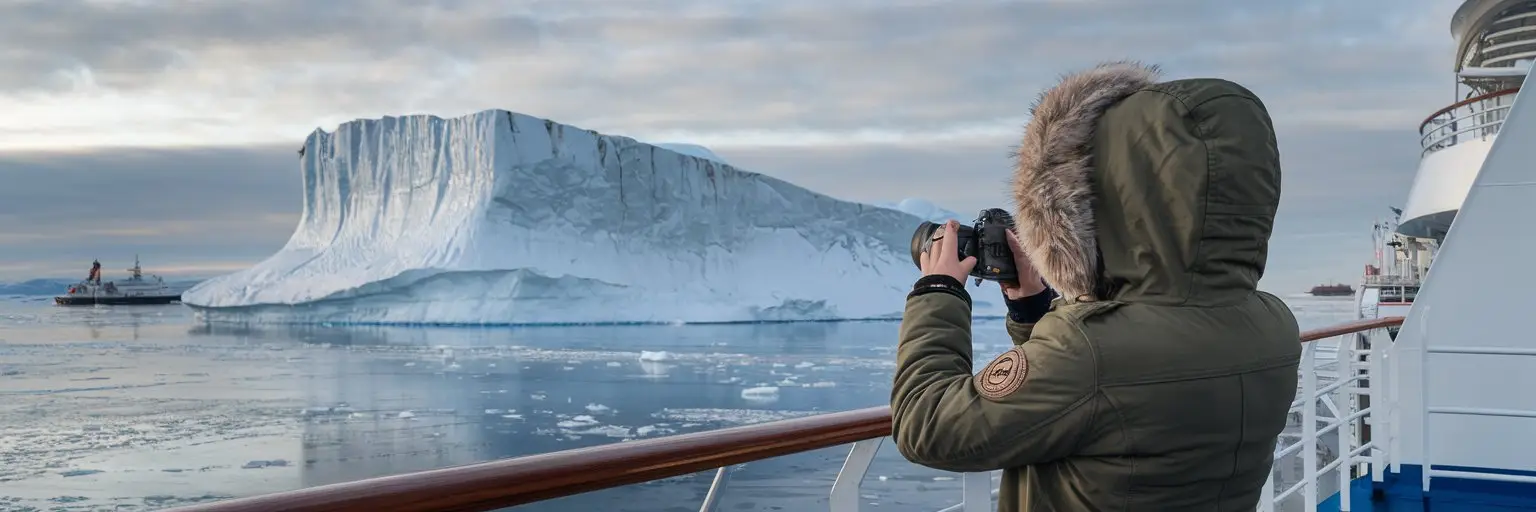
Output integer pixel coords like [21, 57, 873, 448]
[176, 315, 923, 506]
[186, 320, 850, 354]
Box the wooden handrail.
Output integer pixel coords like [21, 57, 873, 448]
[167, 316, 1405, 512]
[1299, 316, 1402, 342]
[1419, 87, 1520, 132]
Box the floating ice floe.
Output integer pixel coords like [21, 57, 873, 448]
[639, 351, 672, 362]
[740, 386, 780, 400]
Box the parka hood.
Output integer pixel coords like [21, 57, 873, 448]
[1010, 61, 1282, 306]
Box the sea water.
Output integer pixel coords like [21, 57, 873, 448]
[0, 295, 1359, 511]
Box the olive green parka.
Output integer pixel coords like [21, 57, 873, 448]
[892, 61, 1301, 511]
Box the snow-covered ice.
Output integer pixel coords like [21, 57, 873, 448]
[180, 109, 1004, 325]
[874, 197, 967, 223]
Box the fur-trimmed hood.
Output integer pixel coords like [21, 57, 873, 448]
[1010, 61, 1282, 305]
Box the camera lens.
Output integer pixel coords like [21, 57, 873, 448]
[910, 221, 939, 269]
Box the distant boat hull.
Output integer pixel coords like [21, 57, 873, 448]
[1309, 284, 1356, 297]
[53, 294, 182, 306]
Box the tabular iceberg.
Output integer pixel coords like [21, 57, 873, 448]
[182, 110, 1002, 325]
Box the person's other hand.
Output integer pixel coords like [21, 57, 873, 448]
[919, 220, 975, 284]
[1000, 229, 1048, 300]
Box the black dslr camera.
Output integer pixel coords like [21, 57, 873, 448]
[909, 208, 1019, 283]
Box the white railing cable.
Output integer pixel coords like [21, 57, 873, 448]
[1420, 343, 1536, 492]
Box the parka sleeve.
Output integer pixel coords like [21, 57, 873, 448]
[890, 291, 1100, 472]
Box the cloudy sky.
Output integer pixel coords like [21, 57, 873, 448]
[0, 0, 1460, 292]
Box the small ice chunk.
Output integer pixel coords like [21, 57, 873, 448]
[606, 361, 623, 367]
[585, 403, 612, 413]
[795, 362, 816, 369]
[639, 351, 671, 362]
[636, 425, 676, 437]
[741, 386, 780, 399]
[398, 411, 416, 419]
[59, 469, 103, 477]
[557, 415, 601, 428]
[576, 425, 634, 438]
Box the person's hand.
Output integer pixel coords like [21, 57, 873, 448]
[918, 220, 976, 284]
[1001, 229, 1048, 300]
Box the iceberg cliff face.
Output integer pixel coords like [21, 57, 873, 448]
[182, 110, 995, 325]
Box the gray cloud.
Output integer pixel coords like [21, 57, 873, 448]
[0, 0, 1457, 147]
[0, 0, 1465, 291]
[0, 145, 299, 277]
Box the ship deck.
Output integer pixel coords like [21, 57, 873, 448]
[1324, 465, 1536, 511]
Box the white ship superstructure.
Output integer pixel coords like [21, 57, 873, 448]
[1361, 0, 1535, 321]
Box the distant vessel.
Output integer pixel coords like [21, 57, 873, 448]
[54, 256, 182, 306]
[1307, 282, 1355, 297]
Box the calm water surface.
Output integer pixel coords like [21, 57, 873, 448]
[0, 294, 1358, 511]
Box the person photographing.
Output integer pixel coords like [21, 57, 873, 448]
[892, 61, 1302, 511]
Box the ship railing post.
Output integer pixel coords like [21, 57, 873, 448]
[959, 471, 990, 512]
[1419, 313, 1431, 494]
[1387, 326, 1401, 475]
[830, 437, 883, 512]
[1338, 333, 1354, 512]
[1302, 341, 1319, 508]
[1259, 466, 1276, 512]
[697, 466, 731, 512]
[1369, 328, 1387, 483]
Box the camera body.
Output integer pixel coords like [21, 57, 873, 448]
[909, 208, 1019, 283]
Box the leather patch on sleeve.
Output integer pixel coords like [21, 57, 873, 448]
[975, 347, 1028, 400]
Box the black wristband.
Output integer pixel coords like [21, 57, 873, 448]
[1004, 286, 1054, 324]
[909, 274, 973, 309]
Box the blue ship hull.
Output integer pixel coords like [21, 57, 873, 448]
[1324, 465, 1536, 511]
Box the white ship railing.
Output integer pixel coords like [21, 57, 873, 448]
[1361, 274, 1420, 287]
[161, 317, 1405, 512]
[1420, 88, 1520, 156]
[1418, 344, 1536, 490]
